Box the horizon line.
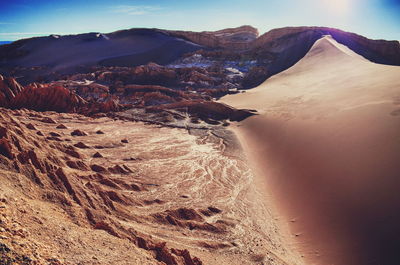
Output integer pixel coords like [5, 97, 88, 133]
[0, 24, 399, 42]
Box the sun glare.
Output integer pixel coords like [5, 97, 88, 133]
[323, 0, 351, 14]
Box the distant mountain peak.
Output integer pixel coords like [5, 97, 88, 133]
[164, 25, 259, 49]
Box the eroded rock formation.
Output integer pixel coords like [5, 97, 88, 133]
[0, 108, 208, 265]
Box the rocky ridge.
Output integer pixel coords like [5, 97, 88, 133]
[164, 25, 259, 50]
[1, 26, 398, 90]
[0, 73, 255, 126]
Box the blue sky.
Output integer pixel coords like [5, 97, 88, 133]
[0, 0, 399, 41]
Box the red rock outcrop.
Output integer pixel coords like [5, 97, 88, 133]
[0, 75, 85, 111]
[11, 83, 86, 112]
[96, 63, 177, 86]
[0, 75, 127, 116]
[0, 75, 24, 106]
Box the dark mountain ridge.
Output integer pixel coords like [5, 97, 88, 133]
[0, 26, 399, 88]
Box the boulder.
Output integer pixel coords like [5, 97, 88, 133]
[0, 138, 14, 159]
[71, 129, 87, 136]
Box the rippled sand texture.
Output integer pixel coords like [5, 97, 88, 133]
[221, 35, 400, 265]
[0, 109, 302, 264]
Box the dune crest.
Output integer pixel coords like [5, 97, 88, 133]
[222, 34, 399, 116]
[302, 34, 367, 61]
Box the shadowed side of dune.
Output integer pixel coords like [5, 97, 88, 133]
[0, 29, 201, 72]
[99, 39, 200, 67]
[236, 115, 400, 265]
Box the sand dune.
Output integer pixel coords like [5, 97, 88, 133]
[0, 29, 200, 71]
[221, 35, 400, 265]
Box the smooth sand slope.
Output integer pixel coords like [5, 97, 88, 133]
[0, 29, 200, 71]
[221, 35, 400, 265]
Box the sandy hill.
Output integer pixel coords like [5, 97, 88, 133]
[0, 29, 201, 71]
[248, 27, 400, 80]
[221, 35, 400, 265]
[222, 34, 400, 112]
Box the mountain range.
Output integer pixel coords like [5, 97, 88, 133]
[0, 26, 399, 84]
